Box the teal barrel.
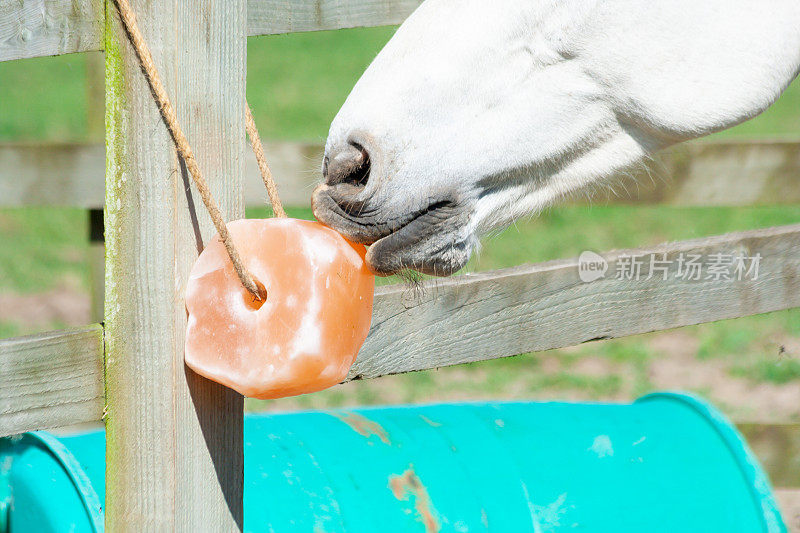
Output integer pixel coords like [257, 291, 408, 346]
[0, 393, 786, 532]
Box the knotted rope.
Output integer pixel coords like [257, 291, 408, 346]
[113, 0, 287, 301]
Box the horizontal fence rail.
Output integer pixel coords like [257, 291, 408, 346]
[350, 223, 800, 379]
[610, 139, 800, 206]
[0, 324, 104, 437]
[3, 224, 798, 435]
[0, 0, 103, 62]
[2, 140, 800, 209]
[0, 141, 322, 208]
[247, 0, 424, 36]
[0, 0, 424, 62]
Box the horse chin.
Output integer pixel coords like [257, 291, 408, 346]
[365, 228, 473, 277]
[313, 185, 474, 277]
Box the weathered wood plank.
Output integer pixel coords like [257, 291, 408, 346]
[605, 140, 800, 206]
[0, 0, 414, 62]
[247, 0, 421, 36]
[1, 224, 798, 437]
[349, 223, 800, 379]
[0, 141, 322, 208]
[0, 325, 103, 438]
[104, 0, 245, 529]
[2, 327, 799, 496]
[0, 0, 103, 62]
[3, 140, 800, 209]
[0, 142, 105, 207]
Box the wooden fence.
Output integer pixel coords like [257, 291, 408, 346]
[1, 1, 799, 530]
[2, 139, 800, 208]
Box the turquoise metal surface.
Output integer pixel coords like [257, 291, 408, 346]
[0, 394, 786, 532]
[0, 431, 104, 532]
[0, 442, 9, 533]
[638, 392, 786, 532]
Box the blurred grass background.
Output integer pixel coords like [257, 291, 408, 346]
[4, 26, 800, 142]
[1, 28, 798, 420]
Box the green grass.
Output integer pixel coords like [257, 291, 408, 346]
[715, 79, 800, 139]
[246, 28, 396, 141]
[731, 359, 800, 385]
[0, 208, 89, 292]
[462, 204, 800, 271]
[0, 54, 90, 142]
[0, 28, 396, 143]
[1, 29, 799, 416]
[1, 28, 799, 142]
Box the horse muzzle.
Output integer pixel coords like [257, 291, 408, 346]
[311, 140, 474, 277]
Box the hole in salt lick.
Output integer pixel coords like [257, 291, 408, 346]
[243, 279, 268, 311]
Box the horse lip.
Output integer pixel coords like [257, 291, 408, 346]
[366, 219, 469, 276]
[312, 185, 455, 247]
[372, 199, 454, 243]
[313, 183, 469, 275]
[311, 184, 387, 244]
[363, 199, 465, 275]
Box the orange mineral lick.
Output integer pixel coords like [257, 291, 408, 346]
[184, 218, 374, 399]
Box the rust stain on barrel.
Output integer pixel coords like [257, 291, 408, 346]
[332, 411, 391, 445]
[419, 414, 442, 427]
[389, 466, 441, 533]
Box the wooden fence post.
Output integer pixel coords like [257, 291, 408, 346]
[103, 0, 246, 529]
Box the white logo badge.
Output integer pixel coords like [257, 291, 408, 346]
[578, 251, 607, 283]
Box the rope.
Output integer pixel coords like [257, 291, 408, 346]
[246, 104, 287, 218]
[112, 0, 286, 301]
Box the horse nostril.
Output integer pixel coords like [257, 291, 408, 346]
[323, 142, 370, 187]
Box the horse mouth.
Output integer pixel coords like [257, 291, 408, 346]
[311, 187, 471, 276]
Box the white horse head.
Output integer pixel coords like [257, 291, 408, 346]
[311, 0, 800, 276]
